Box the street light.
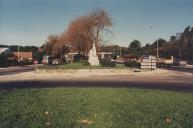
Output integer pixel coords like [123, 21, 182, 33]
[149, 26, 159, 62]
[18, 43, 20, 63]
[156, 38, 159, 62]
[120, 46, 122, 58]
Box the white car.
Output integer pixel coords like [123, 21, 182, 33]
[173, 59, 187, 67]
[52, 59, 61, 65]
[42, 55, 54, 65]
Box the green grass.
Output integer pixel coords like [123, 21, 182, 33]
[39, 62, 128, 69]
[0, 88, 192, 128]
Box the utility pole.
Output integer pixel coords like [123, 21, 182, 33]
[120, 47, 122, 58]
[179, 47, 182, 58]
[149, 26, 159, 62]
[157, 39, 159, 62]
[43, 44, 45, 57]
[18, 43, 20, 63]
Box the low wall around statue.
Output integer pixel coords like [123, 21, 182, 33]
[35, 68, 143, 75]
[34, 68, 166, 77]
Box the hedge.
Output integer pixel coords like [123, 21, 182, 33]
[124, 61, 140, 68]
[100, 60, 116, 67]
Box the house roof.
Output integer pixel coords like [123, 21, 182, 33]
[0, 48, 11, 54]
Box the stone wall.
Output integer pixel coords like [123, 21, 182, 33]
[35, 68, 136, 74]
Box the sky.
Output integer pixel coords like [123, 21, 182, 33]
[0, 0, 193, 47]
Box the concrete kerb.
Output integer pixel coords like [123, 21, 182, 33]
[36, 68, 132, 73]
[35, 68, 168, 76]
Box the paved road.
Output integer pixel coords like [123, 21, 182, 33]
[0, 65, 192, 92]
[0, 64, 192, 76]
[0, 79, 192, 92]
[161, 66, 193, 73]
[0, 65, 37, 76]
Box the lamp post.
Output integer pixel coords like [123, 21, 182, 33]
[157, 38, 159, 62]
[18, 43, 20, 63]
[120, 47, 122, 58]
[149, 26, 159, 62]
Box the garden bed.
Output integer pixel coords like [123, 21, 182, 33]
[38, 62, 128, 69]
[36, 62, 142, 74]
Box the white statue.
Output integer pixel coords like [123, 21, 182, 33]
[88, 43, 99, 65]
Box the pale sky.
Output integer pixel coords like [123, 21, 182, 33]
[0, 0, 193, 47]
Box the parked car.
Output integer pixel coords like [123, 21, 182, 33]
[65, 57, 71, 63]
[123, 55, 138, 63]
[33, 59, 38, 64]
[173, 59, 187, 67]
[52, 59, 61, 65]
[42, 55, 54, 65]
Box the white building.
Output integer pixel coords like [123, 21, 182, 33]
[0, 48, 12, 55]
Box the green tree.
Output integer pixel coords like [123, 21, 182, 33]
[129, 40, 141, 49]
[33, 51, 43, 63]
[142, 43, 153, 55]
[128, 40, 142, 57]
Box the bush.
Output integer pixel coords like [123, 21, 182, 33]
[100, 60, 116, 67]
[124, 61, 140, 68]
[112, 55, 117, 60]
[0, 54, 8, 67]
[73, 54, 81, 62]
[80, 60, 90, 66]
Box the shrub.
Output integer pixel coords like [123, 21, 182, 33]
[124, 61, 140, 68]
[80, 60, 90, 66]
[112, 55, 117, 60]
[133, 69, 141, 72]
[100, 60, 116, 67]
[73, 54, 81, 62]
[0, 54, 8, 67]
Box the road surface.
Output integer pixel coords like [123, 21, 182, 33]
[161, 66, 193, 73]
[0, 68, 192, 91]
[0, 64, 192, 91]
[0, 79, 192, 92]
[0, 65, 37, 75]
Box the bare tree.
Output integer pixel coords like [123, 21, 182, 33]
[44, 35, 58, 55]
[89, 8, 112, 48]
[44, 8, 112, 58]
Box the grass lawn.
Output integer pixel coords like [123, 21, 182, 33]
[0, 88, 192, 128]
[39, 62, 128, 69]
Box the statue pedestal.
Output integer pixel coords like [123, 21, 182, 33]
[88, 43, 99, 65]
